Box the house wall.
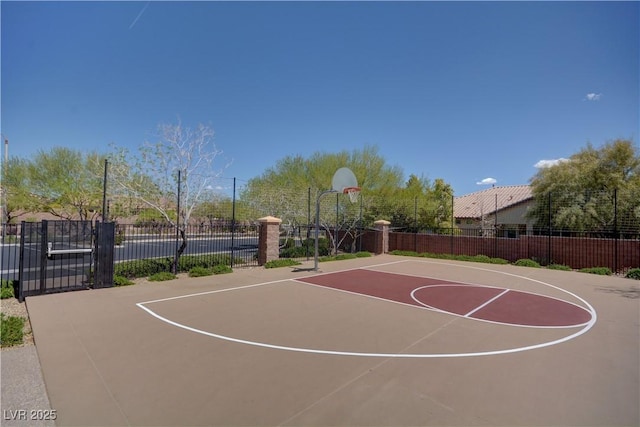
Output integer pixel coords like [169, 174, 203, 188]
[456, 200, 535, 234]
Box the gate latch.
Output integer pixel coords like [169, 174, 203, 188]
[47, 242, 93, 257]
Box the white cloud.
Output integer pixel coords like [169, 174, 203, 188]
[534, 158, 569, 168]
[476, 177, 497, 186]
[585, 93, 602, 101]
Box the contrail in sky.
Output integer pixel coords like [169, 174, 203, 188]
[129, 1, 150, 30]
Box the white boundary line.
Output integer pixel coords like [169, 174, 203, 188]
[136, 259, 598, 358]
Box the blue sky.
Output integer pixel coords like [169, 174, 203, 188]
[1, 1, 638, 197]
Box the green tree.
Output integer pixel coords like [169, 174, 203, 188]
[2, 157, 33, 223]
[528, 139, 640, 233]
[420, 178, 455, 230]
[242, 145, 404, 226]
[28, 148, 105, 221]
[363, 175, 454, 232]
[241, 145, 405, 253]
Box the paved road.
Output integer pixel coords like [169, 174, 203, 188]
[0, 235, 259, 281]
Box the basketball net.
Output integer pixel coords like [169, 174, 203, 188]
[344, 187, 361, 203]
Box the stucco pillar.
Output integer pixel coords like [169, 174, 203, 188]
[374, 219, 391, 255]
[257, 216, 282, 266]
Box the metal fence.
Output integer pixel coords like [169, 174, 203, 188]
[385, 189, 640, 273]
[17, 220, 94, 301]
[388, 228, 639, 273]
[1, 187, 638, 285]
[112, 222, 259, 270]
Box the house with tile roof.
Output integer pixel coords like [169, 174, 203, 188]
[453, 185, 534, 236]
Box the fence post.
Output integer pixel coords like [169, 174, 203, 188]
[102, 159, 108, 223]
[307, 187, 311, 259]
[414, 196, 418, 251]
[614, 188, 618, 273]
[547, 192, 552, 265]
[231, 177, 236, 268]
[257, 216, 282, 266]
[174, 169, 181, 275]
[374, 219, 391, 255]
[39, 220, 48, 294]
[450, 194, 454, 254]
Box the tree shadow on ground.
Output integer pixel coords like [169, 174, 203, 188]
[596, 286, 640, 299]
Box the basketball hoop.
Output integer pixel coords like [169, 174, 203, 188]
[315, 167, 360, 271]
[343, 186, 361, 203]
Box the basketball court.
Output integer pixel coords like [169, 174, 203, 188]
[24, 254, 639, 426]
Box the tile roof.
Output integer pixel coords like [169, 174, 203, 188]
[454, 185, 532, 219]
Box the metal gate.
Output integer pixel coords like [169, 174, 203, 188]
[18, 220, 115, 301]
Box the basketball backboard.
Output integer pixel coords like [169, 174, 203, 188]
[331, 167, 358, 193]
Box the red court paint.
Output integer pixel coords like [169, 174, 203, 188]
[469, 288, 593, 326]
[298, 269, 592, 327]
[298, 269, 457, 306]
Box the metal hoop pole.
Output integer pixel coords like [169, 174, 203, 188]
[315, 189, 337, 271]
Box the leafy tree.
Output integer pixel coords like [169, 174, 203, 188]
[528, 139, 640, 234]
[1, 157, 33, 223]
[242, 145, 404, 225]
[27, 148, 105, 221]
[241, 145, 405, 252]
[363, 175, 454, 232]
[109, 119, 227, 270]
[191, 196, 236, 228]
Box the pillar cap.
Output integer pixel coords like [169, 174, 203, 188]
[374, 220, 391, 226]
[258, 216, 282, 224]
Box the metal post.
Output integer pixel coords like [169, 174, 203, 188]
[231, 177, 236, 268]
[414, 196, 418, 251]
[450, 194, 455, 254]
[102, 159, 108, 223]
[3, 138, 6, 226]
[307, 187, 311, 259]
[315, 190, 336, 271]
[0, 138, 7, 236]
[40, 221, 48, 294]
[548, 192, 552, 265]
[614, 188, 618, 273]
[335, 193, 339, 255]
[494, 193, 498, 257]
[174, 170, 181, 275]
[358, 192, 363, 252]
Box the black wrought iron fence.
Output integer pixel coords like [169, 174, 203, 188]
[112, 222, 259, 272]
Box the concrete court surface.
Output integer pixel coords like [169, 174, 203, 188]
[22, 254, 640, 426]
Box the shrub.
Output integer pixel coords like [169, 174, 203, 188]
[390, 250, 508, 264]
[281, 238, 330, 258]
[212, 265, 233, 275]
[114, 258, 172, 278]
[188, 267, 213, 277]
[148, 272, 177, 282]
[578, 267, 612, 276]
[391, 250, 420, 257]
[0, 313, 25, 347]
[1, 280, 15, 299]
[265, 259, 302, 269]
[336, 253, 357, 261]
[547, 264, 572, 271]
[113, 275, 134, 287]
[625, 268, 640, 280]
[514, 259, 541, 268]
[114, 254, 241, 280]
